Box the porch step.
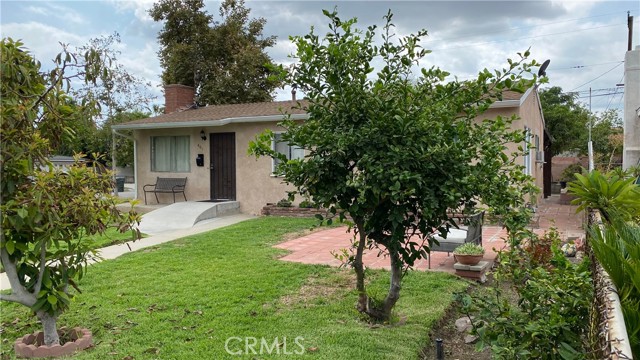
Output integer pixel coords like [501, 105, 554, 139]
[138, 201, 240, 235]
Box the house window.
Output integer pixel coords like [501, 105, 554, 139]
[272, 133, 304, 173]
[151, 136, 190, 172]
[524, 127, 532, 176]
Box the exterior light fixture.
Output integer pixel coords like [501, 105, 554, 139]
[200, 130, 207, 141]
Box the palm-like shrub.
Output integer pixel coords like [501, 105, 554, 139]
[569, 169, 640, 357]
[568, 170, 640, 222]
[589, 222, 640, 356]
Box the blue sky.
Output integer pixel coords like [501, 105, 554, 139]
[1, 0, 639, 115]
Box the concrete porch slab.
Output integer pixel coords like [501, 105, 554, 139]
[138, 201, 240, 235]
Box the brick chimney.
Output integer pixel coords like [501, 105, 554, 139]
[164, 84, 195, 114]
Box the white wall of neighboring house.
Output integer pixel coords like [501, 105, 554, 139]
[623, 45, 640, 169]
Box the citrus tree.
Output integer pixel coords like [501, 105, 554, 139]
[250, 10, 539, 321]
[0, 38, 140, 346]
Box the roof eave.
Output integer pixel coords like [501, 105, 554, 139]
[112, 114, 309, 130]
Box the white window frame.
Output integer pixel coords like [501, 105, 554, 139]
[272, 132, 304, 174]
[523, 127, 532, 176]
[150, 135, 191, 173]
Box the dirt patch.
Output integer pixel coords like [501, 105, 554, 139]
[420, 284, 492, 360]
[276, 271, 354, 309]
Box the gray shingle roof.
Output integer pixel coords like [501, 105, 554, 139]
[122, 100, 308, 126]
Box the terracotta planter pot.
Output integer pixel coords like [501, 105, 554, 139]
[14, 327, 92, 358]
[454, 254, 483, 266]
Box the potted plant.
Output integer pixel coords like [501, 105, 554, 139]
[559, 163, 584, 189]
[453, 243, 485, 265]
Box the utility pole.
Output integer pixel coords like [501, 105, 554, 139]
[628, 11, 634, 52]
[588, 87, 594, 171]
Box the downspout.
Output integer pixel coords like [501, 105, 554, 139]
[112, 129, 136, 198]
[112, 130, 117, 196]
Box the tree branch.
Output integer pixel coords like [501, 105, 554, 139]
[0, 293, 35, 307]
[34, 239, 47, 294]
[0, 246, 36, 307]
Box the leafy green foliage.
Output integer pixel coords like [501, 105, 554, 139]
[250, 9, 540, 321]
[149, 0, 279, 105]
[460, 233, 593, 359]
[568, 168, 640, 357]
[93, 111, 149, 167]
[540, 87, 623, 164]
[539, 87, 590, 156]
[568, 170, 640, 222]
[0, 38, 140, 346]
[589, 222, 640, 356]
[276, 198, 293, 207]
[1, 217, 467, 359]
[560, 163, 585, 183]
[39, 33, 153, 166]
[452, 243, 485, 255]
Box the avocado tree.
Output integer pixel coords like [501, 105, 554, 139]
[0, 38, 140, 346]
[250, 10, 539, 321]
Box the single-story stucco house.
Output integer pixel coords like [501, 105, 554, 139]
[113, 84, 550, 215]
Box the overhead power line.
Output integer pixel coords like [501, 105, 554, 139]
[577, 92, 624, 99]
[569, 62, 625, 91]
[605, 74, 625, 112]
[554, 60, 624, 70]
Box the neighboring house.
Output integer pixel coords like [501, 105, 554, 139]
[47, 155, 87, 172]
[622, 45, 640, 169]
[113, 85, 549, 215]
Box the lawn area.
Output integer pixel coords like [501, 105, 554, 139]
[1, 217, 467, 359]
[86, 227, 142, 248]
[0, 228, 141, 273]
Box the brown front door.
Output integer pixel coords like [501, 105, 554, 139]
[210, 133, 236, 200]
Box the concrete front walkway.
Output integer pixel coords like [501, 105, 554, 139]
[275, 195, 585, 274]
[0, 214, 255, 291]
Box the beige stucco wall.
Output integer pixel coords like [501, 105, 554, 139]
[134, 92, 546, 215]
[134, 122, 295, 215]
[519, 90, 546, 203]
[474, 92, 545, 203]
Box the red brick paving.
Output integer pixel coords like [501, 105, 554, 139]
[274, 195, 584, 275]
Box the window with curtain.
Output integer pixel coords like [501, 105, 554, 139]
[272, 133, 304, 173]
[151, 136, 190, 172]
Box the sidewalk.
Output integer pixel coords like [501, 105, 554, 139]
[0, 214, 255, 291]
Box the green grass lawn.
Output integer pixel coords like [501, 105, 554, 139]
[0, 228, 140, 273]
[1, 217, 467, 359]
[86, 227, 142, 248]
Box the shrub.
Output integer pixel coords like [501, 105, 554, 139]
[524, 225, 560, 268]
[459, 231, 593, 359]
[453, 243, 485, 255]
[589, 221, 640, 356]
[560, 163, 584, 183]
[298, 199, 315, 208]
[276, 198, 293, 207]
[568, 170, 640, 223]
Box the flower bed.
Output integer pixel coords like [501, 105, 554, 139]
[261, 204, 327, 218]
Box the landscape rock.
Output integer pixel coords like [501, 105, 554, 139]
[454, 316, 474, 333]
[464, 335, 479, 344]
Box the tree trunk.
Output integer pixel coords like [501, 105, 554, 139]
[353, 220, 368, 313]
[36, 311, 60, 346]
[380, 246, 402, 321]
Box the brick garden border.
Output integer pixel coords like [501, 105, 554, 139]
[261, 204, 327, 218]
[14, 327, 92, 358]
